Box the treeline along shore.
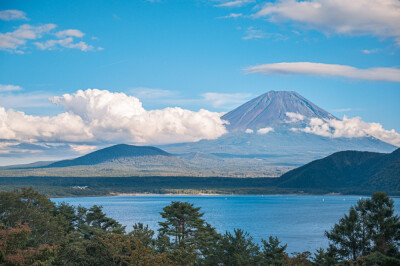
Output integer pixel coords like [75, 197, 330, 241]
[0, 176, 396, 197]
[1, 188, 400, 265]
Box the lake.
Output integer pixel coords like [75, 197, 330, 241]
[51, 195, 400, 254]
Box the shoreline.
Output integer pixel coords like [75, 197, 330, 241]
[49, 192, 380, 198]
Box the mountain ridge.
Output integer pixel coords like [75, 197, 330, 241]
[45, 144, 173, 168]
[276, 148, 400, 190]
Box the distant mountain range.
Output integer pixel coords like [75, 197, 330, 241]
[0, 91, 397, 177]
[2, 144, 399, 195]
[275, 148, 400, 193]
[0, 144, 285, 177]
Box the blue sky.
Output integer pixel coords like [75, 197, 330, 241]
[0, 0, 399, 163]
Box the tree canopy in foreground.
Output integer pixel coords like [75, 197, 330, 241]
[1, 188, 400, 265]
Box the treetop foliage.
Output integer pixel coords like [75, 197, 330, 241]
[1, 188, 400, 265]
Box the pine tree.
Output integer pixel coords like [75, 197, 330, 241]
[312, 248, 336, 266]
[158, 201, 205, 248]
[130, 222, 156, 247]
[220, 229, 261, 265]
[260, 236, 287, 265]
[325, 206, 366, 260]
[158, 201, 207, 265]
[363, 191, 400, 255]
[326, 192, 400, 262]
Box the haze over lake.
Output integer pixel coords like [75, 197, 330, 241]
[52, 195, 400, 254]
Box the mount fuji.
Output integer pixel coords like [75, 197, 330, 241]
[222, 91, 337, 131]
[160, 91, 396, 176]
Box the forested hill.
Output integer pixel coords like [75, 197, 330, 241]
[45, 144, 173, 168]
[277, 148, 400, 192]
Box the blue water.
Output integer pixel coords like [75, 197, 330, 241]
[51, 195, 400, 254]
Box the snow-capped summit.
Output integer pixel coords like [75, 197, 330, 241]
[222, 91, 337, 131]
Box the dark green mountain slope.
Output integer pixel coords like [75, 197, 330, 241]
[277, 148, 400, 191]
[46, 144, 172, 168]
[366, 148, 400, 192]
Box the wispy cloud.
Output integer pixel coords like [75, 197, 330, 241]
[242, 26, 288, 41]
[245, 62, 400, 82]
[0, 10, 100, 53]
[333, 108, 353, 112]
[0, 84, 22, 92]
[218, 13, 243, 19]
[0, 24, 56, 53]
[128, 88, 251, 110]
[215, 0, 254, 8]
[129, 88, 176, 99]
[0, 10, 28, 21]
[34, 37, 95, 52]
[242, 26, 266, 40]
[202, 92, 252, 108]
[0, 91, 56, 109]
[361, 48, 380, 54]
[55, 29, 85, 38]
[254, 0, 400, 46]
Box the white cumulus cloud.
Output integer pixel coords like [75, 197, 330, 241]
[0, 107, 92, 143]
[245, 128, 254, 134]
[0, 89, 228, 145]
[285, 112, 305, 123]
[245, 62, 400, 82]
[257, 127, 274, 134]
[69, 144, 97, 154]
[292, 116, 400, 147]
[254, 0, 400, 45]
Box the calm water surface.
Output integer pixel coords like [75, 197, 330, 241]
[51, 195, 400, 253]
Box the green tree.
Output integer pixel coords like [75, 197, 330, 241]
[364, 191, 400, 255]
[195, 222, 222, 265]
[0, 188, 66, 246]
[219, 229, 261, 266]
[260, 236, 287, 266]
[76, 205, 125, 239]
[130, 223, 156, 247]
[158, 201, 209, 265]
[325, 206, 367, 260]
[326, 191, 400, 262]
[158, 201, 205, 248]
[361, 251, 400, 265]
[312, 248, 336, 266]
[0, 223, 58, 265]
[53, 202, 78, 234]
[285, 251, 311, 265]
